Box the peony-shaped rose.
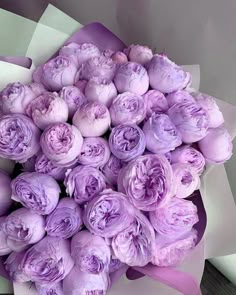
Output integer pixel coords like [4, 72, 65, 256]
[64, 166, 106, 205]
[143, 113, 182, 154]
[109, 124, 145, 162]
[71, 230, 110, 274]
[73, 101, 111, 137]
[83, 189, 135, 238]
[0, 216, 12, 255]
[5, 251, 29, 282]
[114, 62, 149, 95]
[26, 92, 69, 130]
[40, 122, 83, 166]
[144, 90, 169, 118]
[35, 282, 63, 295]
[101, 155, 126, 185]
[46, 198, 83, 239]
[168, 101, 209, 143]
[125, 45, 153, 65]
[118, 154, 173, 211]
[11, 172, 60, 215]
[0, 114, 41, 163]
[166, 90, 196, 107]
[0, 170, 12, 217]
[110, 92, 146, 126]
[198, 127, 233, 164]
[148, 54, 191, 93]
[111, 51, 128, 64]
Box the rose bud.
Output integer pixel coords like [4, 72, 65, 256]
[83, 189, 135, 238]
[77, 137, 110, 168]
[112, 212, 155, 267]
[63, 266, 109, 295]
[85, 77, 117, 107]
[148, 54, 191, 93]
[11, 172, 60, 215]
[109, 256, 125, 273]
[101, 155, 126, 185]
[172, 163, 200, 198]
[152, 229, 198, 267]
[0, 82, 45, 114]
[111, 51, 128, 64]
[198, 127, 233, 164]
[144, 90, 169, 118]
[143, 113, 182, 154]
[0, 170, 12, 217]
[110, 92, 146, 126]
[22, 155, 37, 173]
[71, 230, 110, 274]
[5, 251, 29, 282]
[74, 79, 88, 93]
[0, 217, 12, 255]
[2, 208, 45, 252]
[59, 42, 100, 67]
[192, 92, 224, 128]
[171, 145, 205, 175]
[125, 45, 153, 65]
[168, 101, 209, 143]
[0, 114, 41, 163]
[114, 62, 149, 95]
[149, 197, 199, 239]
[73, 101, 111, 137]
[118, 154, 173, 211]
[64, 166, 106, 205]
[26, 92, 69, 130]
[21, 236, 74, 285]
[34, 56, 78, 91]
[40, 122, 83, 166]
[109, 124, 145, 162]
[166, 90, 196, 107]
[81, 55, 117, 81]
[46, 198, 83, 239]
[35, 282, 63, 295]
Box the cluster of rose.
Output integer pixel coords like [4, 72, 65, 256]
[0, 43, 233, 295]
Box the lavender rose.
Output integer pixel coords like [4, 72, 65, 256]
[144, 90, 169, 118]
[35, 282, 63, 295]
[168, 101, 209, 143]
[21, 236, 74, 285]
[148, 54, 191, 93]
[73, 101, 111, 137]
[0, 217, 11, 255]
[26, 92, 69, 130]
[11, 172, 60, 215]
[77, 137, 110, 168]
[71, 230, 110, 274]
[83, 189, 135, 238]
[46, 198, 83, 239]
[101, 155, 126, 185]
[0, 114, 41, 163]
[114, 62, 149, 95]
[109, 92, 146, 126]
[0, 170, 12, 217]
[64, 166, 106, 205]
[125, 45, 153, 65]
[5, 251, 29, 282]
[109, 124, 145, 162]
[143, 113, 182, 154]
[40, 122, 83, 166]
[166, 90, 196, 107]
[118, 154, 173, 211]
[111, 51, 128, 64]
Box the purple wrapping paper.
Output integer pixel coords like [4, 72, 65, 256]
[0, 56, 32, 69]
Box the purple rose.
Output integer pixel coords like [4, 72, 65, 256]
[40, 122, 83, 166]
[143, 113, 182, 154]
[46, 198, 83, 239]
[149, 197, 199, 238]
[0, 114, 41, 163]
[109, 256, 125, 273]
[34, 56, 78, 91]
[166, 90, 196, 107]
[60, 86, 87, 119]
[73, 101, 111, 137]
[83, 189, 135, 238]
[144, 90, 169, 118]
[26, 92, 69, 130]
[0, 216, 12, 255]
[125, 45, 153, 65]
[35, 282, 63, 295]
[85, 77, 117, 107]
[172, 163, 200, 198]
[77, 137, 110, 168]
[64, 166, 106, 205]
[5, 251, 29, 282]
[109, 124, 145, 161]
[112, 212, 155, 267]
[148, 54, 191, 93]
[101, 155, 126, 185]
[74, 79, 88, 93]
[152, 229, 198, 266]
[198, 127, 233, 164]
[0, 82, 45, 114]
[171, 145, 205, 175]
[118, 154, 173, 211]
[111, 51, 128, 64]
[21, 236, 74, 285]
[0, 170, 12, 217]
[109, 92, 146, 126]
[11, 172, 60, 215]
[168, 101, 209, 143]
[71, 230, 110, 274]
[114, 62, 149, 95]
